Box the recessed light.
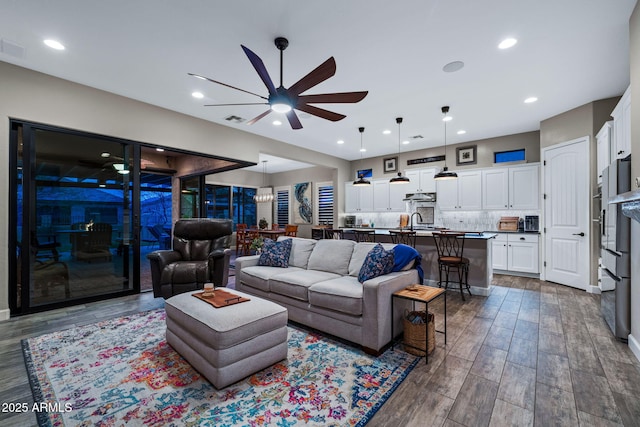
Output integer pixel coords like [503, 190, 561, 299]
[191, 91, 204, 99]
[337, 140, 345, 144]
[99, 184, 106, 188]
[457, 130, 467, 135]
[524, 97, 538, 104]
[272, 120, 282, 126]
[442, 116, 453, 122]
[44, 39, 65, 50]
[100, 152, 111, 158]
[360, 148, 367, 152]
[443, 61, 465, 73]
[383, 130, 391, 135]
[402, 140, 410, 145]
[156, 148, 165, 152]
[498, 38, 518, 49]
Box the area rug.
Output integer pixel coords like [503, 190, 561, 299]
[23, 309, 418, 426]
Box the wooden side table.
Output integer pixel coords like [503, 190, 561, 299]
[392, 285, 447, 364]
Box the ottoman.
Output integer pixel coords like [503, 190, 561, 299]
[165, 289, 288, 389]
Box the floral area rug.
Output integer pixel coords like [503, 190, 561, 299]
[23, 309, 418, 426]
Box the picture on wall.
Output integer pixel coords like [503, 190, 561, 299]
[293, 182, 313, 224]
[383, 156, 398, 173]
[456, 145, 477, 165]
[356, 168, 373, 180]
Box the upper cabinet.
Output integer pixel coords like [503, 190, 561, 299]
[404, 168, 437, 193]
[611, 86, 631, 160]
[596, 121, 613, 184]
[437, 170, 482, 210]
[482, 164, 539, 210]
[372, 180, 406, 212]
[345, 181, 374, 213]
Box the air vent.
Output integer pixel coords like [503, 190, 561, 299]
[1, 39, 25, 58]
[410, 135, 424, 140]
[224, 115, 246, 123]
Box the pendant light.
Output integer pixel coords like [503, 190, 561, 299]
[434, 105, 458, 180]
[353, 127, 371, 186]
[253, 160, 274, 203]
[390, 117, 410, 184]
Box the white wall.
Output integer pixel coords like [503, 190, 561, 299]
[0, 61, 350, 317]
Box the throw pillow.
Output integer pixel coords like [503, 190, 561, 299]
[358, 243, 395, 283]
[258, 238, 292, 268]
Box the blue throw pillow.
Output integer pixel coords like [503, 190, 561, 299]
[358, 244, 395, 283]
[258, 238, 292, 268]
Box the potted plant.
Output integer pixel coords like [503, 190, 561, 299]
[250, 236, 265, 254]
[258, 218, 268, 230]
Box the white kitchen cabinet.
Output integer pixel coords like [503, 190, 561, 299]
[596, 121, 613, 184]
[509, 165, 539, 210]
[482, 168, 509, 209]
[482, 164, 539, 210]
[492, 234, 508, 270]
[345, 181, 374, 213]
[493, 233, 539, 274]
[611, 86, 631, 160]
[404, 168, 437, 193]
[437, 170, 482, 210]
[372, 180, 406, 212]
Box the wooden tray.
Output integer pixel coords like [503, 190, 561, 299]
[193, 289, 250, 308]
[498, 216, 519, 231]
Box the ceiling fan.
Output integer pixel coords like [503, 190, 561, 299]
[189, 37, 368, 130]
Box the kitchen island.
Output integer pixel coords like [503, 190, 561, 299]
[342, 228, 497, 296]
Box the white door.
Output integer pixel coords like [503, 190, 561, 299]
[492, 235, 508, 270]
[359, 183, 375, 212]
[420, 168, 437, 193]
[345, 182, 359, 212]
[543, 137, 590, 289]
[388, 182, 408, 211]
[482, 168, 509, 209]
[510, 165, 539, 210]
[373, 180, 390, 212]
[436, 178, 458, 210]
[458, 171, 482, 210]
[508, 242, 539, 274]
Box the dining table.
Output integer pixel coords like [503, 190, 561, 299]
[257, 229, 287, 239]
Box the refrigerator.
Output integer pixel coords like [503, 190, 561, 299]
[600, 156, 631, 341]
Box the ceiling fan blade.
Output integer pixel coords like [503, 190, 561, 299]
[204, 103, 269, 107]
[188, 73, 267, 100]
[286, 110, 303, 129]
[287, 57, 336, 96]
[246, 109, 272, 125]
[241, 45, 277, 96]
[297, 91, 368, 104]
[295, 104, 346, 122]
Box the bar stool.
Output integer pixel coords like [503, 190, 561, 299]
[354, 229, 376, 243]
[431, 231, 471, 301]
[323, 228, 344, 239]
[389, 230, 417, 247]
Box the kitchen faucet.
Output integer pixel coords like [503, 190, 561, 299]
[410, 212, 423, 231]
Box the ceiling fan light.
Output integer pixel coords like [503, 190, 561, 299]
[390, 173, 410, 184]
[271, 102, 292, 113]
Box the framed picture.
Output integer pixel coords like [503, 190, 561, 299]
[456, 145, 477, 166]
[356, 168, 373, 180]
[293, 182, 312, 224]
[383, 156, 398, 173]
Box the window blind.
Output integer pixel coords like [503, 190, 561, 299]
[276, 189, 289, 226]
[317, 184, 334, 225]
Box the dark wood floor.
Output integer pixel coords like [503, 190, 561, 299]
[1, 274, 639, 426]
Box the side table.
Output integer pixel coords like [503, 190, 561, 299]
[392, 285, 446, 364]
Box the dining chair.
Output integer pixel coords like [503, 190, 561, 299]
[284, 224, 298, 237]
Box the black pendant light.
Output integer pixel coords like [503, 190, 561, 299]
[390, 117, 410, 184]
[353, 127, 371, 186]
[434, 105, 458, 180]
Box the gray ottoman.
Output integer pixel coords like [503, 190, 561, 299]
[165, 289, 288, 389]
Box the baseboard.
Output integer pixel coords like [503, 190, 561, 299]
[470, 285, 492, 297]
[0, 309, 10, 322]
[586, 285, 601, 294]
[628, 333, 640, 363]
[493, 269, 540, 279]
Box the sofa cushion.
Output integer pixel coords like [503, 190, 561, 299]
[307, 239, 356, 275]
[258, 238, 292, 268]
[277, 236, 316, 268]
[358, 244, 395, 283]
[239, 265, 303, 292]
[269, 270, 341, 301]
[308, 276, 363, 316]
[348, 242, 396, 276]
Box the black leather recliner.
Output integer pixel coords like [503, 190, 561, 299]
[147, 218, 232, 299]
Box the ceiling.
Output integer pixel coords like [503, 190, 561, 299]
[0, 0, 636, 163]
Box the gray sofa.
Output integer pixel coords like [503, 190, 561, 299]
[235, 237, 419, 354]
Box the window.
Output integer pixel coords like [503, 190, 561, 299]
[232, 186, 257, 228]
[275, 187, 290, 226]
[317, 182, 334, 225]
[494, 149, 526, 163]
[205, 184, 231, 219]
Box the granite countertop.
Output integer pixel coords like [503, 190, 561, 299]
[340, 228, 497, 239]
[486, 230, 541, 234]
